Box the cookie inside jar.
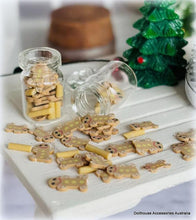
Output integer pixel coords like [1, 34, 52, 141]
[65, 60, 137, 116]
[19, 47, 65, 125]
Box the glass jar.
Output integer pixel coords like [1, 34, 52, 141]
[65, 60, 137, 116]
[18, 47, 64, 125]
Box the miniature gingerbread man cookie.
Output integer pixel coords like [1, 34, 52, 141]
[60, 136, 89, 151]
[132, 138, 163, 155]
[171, 142, 196, 161]
[102, 126, 119, 136]
[95, 170, 113, 183]
[96, 124, 111, 131]
[53, 118, 84, 138]
[82, 126, 118, 143]
[176, 129, 196, 143]
[28, 143, 54, 163]
[87, 127, 101, 136]
[106, 164, 140, 179]
[52, 126, 66, 139]
[81, 114, 117, 128]
[32, 127, 55, 142]
[5, 123, 30, 134]
[85, 152, 112, 169]
[129, 121, 158, 131]
[48, 175, 88, 192]
[26, 63, 58, 87]
[90, 133, 111, 143]
[105, 141, 135, 157]
[142, 160, 171, 173]
[56, 154, 87, 170]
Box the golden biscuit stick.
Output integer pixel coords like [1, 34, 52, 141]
[25, 88, 36, 96]
[123, 129, 145, 139]
[85, 144, 112, 160]
[28, 107, 52, 118]
[55, 101, 61, 118]
[56, 83, 63, 98]
[78, 166, 97, 174]
[26, 102, 33, 114]
[48, 102, 56, 120]
[95, 102, 100, 114]
[56, 150, 79, 158]
[8, 143, 32, 152]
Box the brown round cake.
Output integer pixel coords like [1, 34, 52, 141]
[48, 4, 115, 61]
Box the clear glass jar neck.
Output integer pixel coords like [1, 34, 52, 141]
[73, 82, 111, 116]
[18, 47, 61, 71]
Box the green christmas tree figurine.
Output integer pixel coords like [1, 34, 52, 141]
[123, 0, 188, 88]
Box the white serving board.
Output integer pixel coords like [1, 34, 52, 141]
[1, 61, 196, 219]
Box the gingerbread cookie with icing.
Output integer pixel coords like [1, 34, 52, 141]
[171, 142, 196, 161]
[142, 160, 171, 173]
[105, 141, 135, 157]
[5, 123, 30, 134]
[129, 121, 158, 131]
[132, 138, 163, 155]
[60, 136, 89, 151]
[176, 129, 196, 143]
[53, 118, 84, 138]
[48, 175, 88, 192]
[53, 126, 66, 139]
[102, 126, 119, 136]
[106, 164, 140, 179]
[91, 133, 111, 143]
[82, 126, 118, 139]
[32, 127, 55, 142]
[56, 154, 87, 170]
[85, 152, 112, 169]
[81, 114, 117, 128]
[84, 127, 100, 136]
[28, 143, 54, 163]
[95, 170, 112, 183]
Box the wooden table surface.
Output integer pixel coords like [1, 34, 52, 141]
[1, 61, 196, 219]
